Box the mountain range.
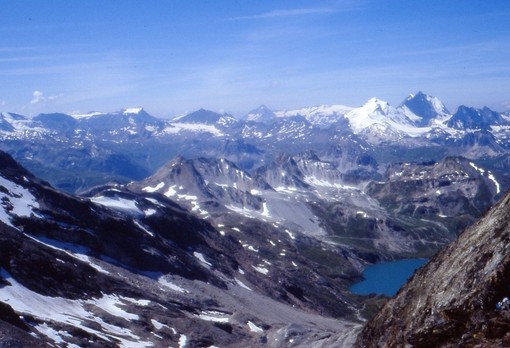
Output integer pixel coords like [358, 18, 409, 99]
[0, 91, 506, 255]
[0, 92, 508, 194]
[0, 91, 509, 347]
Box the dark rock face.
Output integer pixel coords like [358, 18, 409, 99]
[401, 91, 450, 127]
[0, 301, 29, 331]
[447, 106, 506, 130]
[355, 192, 510, 347]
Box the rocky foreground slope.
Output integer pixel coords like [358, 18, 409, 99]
[0, 151, 364, 347]
[355, 191, 510, 347]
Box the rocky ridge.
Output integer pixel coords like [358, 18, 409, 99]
[355, 191, 510, 347]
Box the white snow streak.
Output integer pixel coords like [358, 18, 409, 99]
[158, 277, 188, 293]
[179, 334, 188, 348]
[151, 319, 170, 330]
[164, 123, 224, 136]
[196, 311, 230, 323]
[488, 172, 501, 194]
[193, 252, 212, 267]
[234, 278, 252, 291]
[91, 196, 142, 215]
[142, 182, 165, 193]
[252, 265, 269, 275]
[247, 321, 264, 333]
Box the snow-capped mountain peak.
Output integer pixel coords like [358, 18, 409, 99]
[245, 105, 276, 123]
[274, 104, 353, 126]
[399, 91, 450, 126]
[122, 107, 144, 115]
[69, 111, 105, 119]
[345, 97, 416, 135]
[365, 97, 391, 114]
[171, 108, 236, 126]
[70, 107, 146, 119]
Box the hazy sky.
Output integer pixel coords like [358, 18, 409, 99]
[1, 1, 509, 117]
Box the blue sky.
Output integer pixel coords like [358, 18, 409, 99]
[1, 0, 509, 117]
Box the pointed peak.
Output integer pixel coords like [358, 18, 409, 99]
[399, 92, 450, 126]
[403, 91, 426, 101]
[255, 104, 272, 111]
[361, 98, 391, 113]
[456, 105, 474, 113]
[367, 97, 382, 103]
[245, 104, 277, 123]
[163, 155, 190, 168]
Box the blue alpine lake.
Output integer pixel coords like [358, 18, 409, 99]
[350, 258, 428, 296]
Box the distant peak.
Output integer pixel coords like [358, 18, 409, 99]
[404, 91, 428, 100]
[122, 107, 144, 115]
[363, 98, 391, 112]
[245, 104, 276, 123]
[399, 92, 450, 126]
[366, 97, 389, 105]
[172, 108, 234, 124]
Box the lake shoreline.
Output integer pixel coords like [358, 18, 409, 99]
[350, 258, 429, 296]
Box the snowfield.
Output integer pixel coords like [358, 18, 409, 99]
[90, 195, 143, 215]
[0, 176, 40, 227]
[0, 269, 154, 347]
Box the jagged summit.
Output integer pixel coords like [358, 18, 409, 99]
[344, 97, 416, 135]
[399, 91, 451, 126]
[447, 105, 507, 130]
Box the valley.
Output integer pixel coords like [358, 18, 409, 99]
[0, 92, 509, 347]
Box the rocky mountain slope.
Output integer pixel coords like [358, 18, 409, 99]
[355, 191, 510, 347]
[365, 156, 501, 245]
[129, 148, 503, 261]
[0, 151, 364, 347]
